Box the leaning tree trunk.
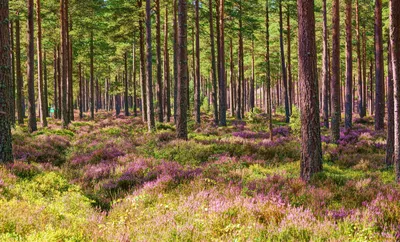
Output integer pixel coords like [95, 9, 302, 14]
[0, 0, 13, 163]
[27, 0, 37, 133]
[145, 0, 155, 132]
[297, 0, 322, 182]
[375, 0, 385, 131]
[389, 0, 400, 181]
[345, 0, 353, 129]
[176, 0, 188, 139]
[331, 0, 341, 142]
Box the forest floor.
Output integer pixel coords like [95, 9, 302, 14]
[0, 109, 399, 241]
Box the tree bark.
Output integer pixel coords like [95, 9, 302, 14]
[155, 0, 163, 122]
[331, 0, 341, 142]
[387, 39, 394, 167]
[27, 0, 37, 132]
[356, 0, 365, 118]
[218, 0, 226, 126]
[177, 0, 188, 139]
[389, 0, 400, 181]
[145, 0, 155, 132]
[194, 0, 201, 124]
[266, 0, 273, 140]
[297, 0, 322, 182]
[124, 52, 130, 116]
[15, 17, 23, 124]
[36, 0, 47, 127]
[279, 0, 290, 123]
[209, 0, 219, 124]
[375, 0, 385, 131]
[345, 0, 353, 129]
[164, 7, 171, 122]
[90, 31, 94, 120]
[322, 0, 329, 128]
[0, 0, 13, 163]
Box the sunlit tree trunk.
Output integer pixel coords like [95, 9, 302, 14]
[331, 0, 341, 142]
[375, 0, 385, 131]
[145, 0, 155, 132]
[345, 0, 353, 129]
[297, 0, 322, 182]
[27, 0, 37, 132]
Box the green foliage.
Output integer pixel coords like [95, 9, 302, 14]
[289, 106, 301, 137]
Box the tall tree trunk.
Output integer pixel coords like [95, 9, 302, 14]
[194, 0, 201, 124]
[387, 39, 394, 167]
[345, 0, 353, 129]
[115, 76, 121, 116]
[173, 0, 178, 123]
[322, 0, 329, 128]
[57, 45, 62, 118]
[331, 0, 341, 142]
[177, 0, 188, 139]
[61, 0, 68, 127]
[356, 0, 365, 118]
[230, 38, 235, 117]
[297, 0, 322, 182]
[209, 0, 219, 124]
[16, 17, 23, 124]
[266, 0, 273, 140]
[287, 7, 293, 114]
[145, 0, 155, 132]
[124, 52, 130, 116]
[155, 0, 163, 122]
[90, 31, 94, 120]
[250, 39, 255, 111]
[133, 43, 138, 117]
[164, 8, 171, 122]
[79, 63, 83, 119]
[370, 60, 374, 115]
[27, 0, 37, 132]
[0, 0, 13, 163]
[362, 27, 367, 117]
[44, 52, 48, 118]
[237, 0, 243, 120]
[375, 0, 385, 131]
[389, 0, 400, 181]
[37, 0, 47, 127]
[9, 20, 15, 125]
[218, 0, 226, 126]
[53, 47, 58, 118]
[68, 15, 73, 121]
[279, 0, 290, 123]
[139, 3, 147, 123]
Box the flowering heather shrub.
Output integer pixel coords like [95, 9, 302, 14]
[258, 137, 291, 148]
[7, 161, 41, 178]
[83, 161, 117, 181]
[71, 146, 125, 167]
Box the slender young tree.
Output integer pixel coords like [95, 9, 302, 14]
[124, 52, 129, 116]
[90, 31, 94, 120]
[322, 0, 329, 128]
[139, 1, 147, 122]
[27, 0, 37, 132]
[15, 16, 23, 124]
[194, 0, 201, 124]
[0, 0, 13, 163]
[297, 0, 322, 182]
[356, 0, 365, 118]
[36, 0, 47, 127]
[387, 39, 394, 167]
[177, 0, 188, 139]
[209, 0, 218, 124]
[345, 0, 353, 129]
[331, 0, 341, 142]
[164, 7, 171, 122]
[145, 0, 155, 132]
[218, 0, 226, 126]
[155, 0, 163, 122]
[266, 0, 273, 140]
[279, 0, 290, 123]
[389, 0, 400, 181]
[375, 0, 385, 131]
